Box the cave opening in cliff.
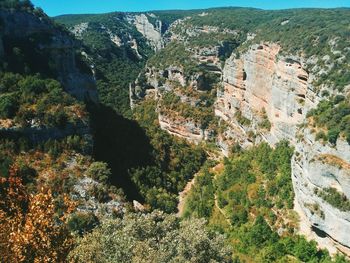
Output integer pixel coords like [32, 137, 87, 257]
[243, 70, 247, 81]
[298, 75, 308, 82]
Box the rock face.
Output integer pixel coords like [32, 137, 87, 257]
[292, 129, 350, 254]
[0, 10, 98, 102]
[216, 43, 317, 147]
[128, 14, 163, 51]
[127, 12, 350, 251]
[159, 114, 213, 144]
[130, 37, 350, 253]
[130, 65, 215, 144]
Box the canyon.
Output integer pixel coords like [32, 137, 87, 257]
[129, 14, 350, 255]
[1, 5, 349, 261]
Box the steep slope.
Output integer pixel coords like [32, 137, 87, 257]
[1, 3, 350, 261]
[0, 9, 97, 102]
[54, 11, 194, 116]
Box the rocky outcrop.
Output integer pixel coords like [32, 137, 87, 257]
[129, 66, 189, 108]
[292, 129, 350, 254]
[0, 120, 93, 153]
[72, 176, 125, 217]
[0, 10, 98, 102]
[216, 43, 317, 147]
[71, 22, 89, 38]
[159, 114, 213, 144]
[127, 14, 163, 51]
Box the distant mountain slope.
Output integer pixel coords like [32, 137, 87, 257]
[56, 8, 350, 116]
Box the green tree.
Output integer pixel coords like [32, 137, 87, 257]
[86, 162, 111, 183]
[0, 94, 18, 118]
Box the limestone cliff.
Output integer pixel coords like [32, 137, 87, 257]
[133, 39, 350, 254]
[216, 42, 350, 254]
[0, 9, 97, 151]
[0, 10, 98, 102]
[292, 128, 350, 254]
[127, 14, 163, 51]
[216, 43, 317, 148]
[158, 113, 213, 143]
[130, 61, 218, 144]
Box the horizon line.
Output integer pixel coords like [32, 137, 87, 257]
[52, 6, 350, 18]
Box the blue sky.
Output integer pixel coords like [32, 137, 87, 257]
[31, 0, 350, 17]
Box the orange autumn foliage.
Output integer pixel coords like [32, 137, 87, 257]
[0, 165, 74, 263]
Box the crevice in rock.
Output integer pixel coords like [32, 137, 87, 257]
[243, 70, 247, 81]
[298, 75, 308, 82]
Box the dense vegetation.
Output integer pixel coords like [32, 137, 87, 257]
[0, 169, 74, 262]
[131, 99, 206, 212]
[0, 0, 34, 11]
[185, 141, 295, 221]
[69, 210, 232, 262]
[172, 8, 350, 90]
[307, 95, 350, 145]
[2, 2, 350, 261]
[148, 41, 199, 79]
[160, 90, 218, 130]
[55, 13, 154, 117]
[0, 72, 87, 128]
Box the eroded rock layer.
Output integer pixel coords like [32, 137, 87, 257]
[216, 43, 317, 148]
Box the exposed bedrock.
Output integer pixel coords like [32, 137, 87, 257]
[216, 43, 318, 147]
[158, 113, 214, 144]
[129, 39, 350, 253]
[292, 128, 350, 254]
[127, 14, 163, 51]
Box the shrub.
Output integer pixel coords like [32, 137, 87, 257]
[0, 93, 18, 119]
[69, 211, 232, 262]
[315, 131, 328, 142]
[318, 187, 350, 211]
[67, 212, 99, 236]
[86, 162, 111, 183]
